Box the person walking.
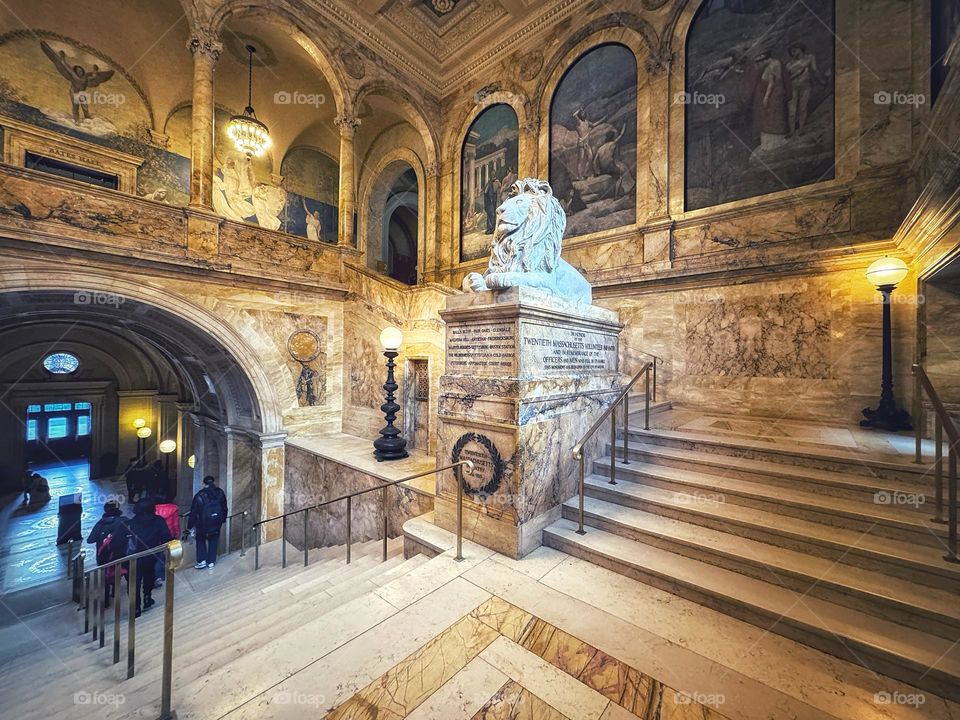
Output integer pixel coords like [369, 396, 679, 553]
[153, 501, 181, 587]
[124, 499, 172, 615]
[86, 500, 125, 608]
[188, 476, 227, 569]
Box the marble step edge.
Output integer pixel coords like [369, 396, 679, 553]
[287, 553, 401, 596]
[258, 541, 403, 593]
[579, 475, 960, 589]
[624, 427, 934, 481]
[606, 441, 944, 497]
[590, 458, 946, 539]
[562, 497, 960, 635]
[543, 520, 960, 703]
[317, 555, 408, 597]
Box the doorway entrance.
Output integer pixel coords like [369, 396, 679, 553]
[25, 401, 92, 467]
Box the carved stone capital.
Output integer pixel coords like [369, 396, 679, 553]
[335, 114, 362, 136]
[522, 118, 540, 136]
[188, 29, 223, 62]
[425, 161, 441, 179]
[646, 48, 673, 76]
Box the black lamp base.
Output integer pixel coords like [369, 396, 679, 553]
[373, 436, 409, 462]
[860, 403, 913, 432]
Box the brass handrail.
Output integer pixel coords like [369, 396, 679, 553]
[251, 460, 474, 569]
[78, 539, 183, 720]
[572, 362, 653, 535]
[180, 508, 248, 556]
[633, 351, 663, 401]
[913, 363, 959, 562]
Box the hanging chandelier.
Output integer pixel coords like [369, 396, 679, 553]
[227, 45, 271, 157]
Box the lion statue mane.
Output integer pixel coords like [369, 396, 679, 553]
[462, 178, 592, 304]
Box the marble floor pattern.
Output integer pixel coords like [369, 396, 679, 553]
[0, 460, 124, 593]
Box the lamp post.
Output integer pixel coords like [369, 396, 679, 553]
[159, 440, 177, 501]
[861, 256, 912, 431]
[136, 426, 152, 462]
[373, 327, 409, 461]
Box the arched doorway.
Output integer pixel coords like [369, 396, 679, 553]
[367, 163, 420, 285]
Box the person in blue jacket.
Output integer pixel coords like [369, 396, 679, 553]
[188, 476, 228, 569]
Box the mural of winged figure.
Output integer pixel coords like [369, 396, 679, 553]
[40, 40, 115, 123]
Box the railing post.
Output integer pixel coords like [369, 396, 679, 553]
[303, 508, 309, 567]
[914, 367, 922, 464]
[934, 417, 945, 523]
[346, 497, 352, 564]
[83, 572, 90, 634]
[652, 360, 658, 403]
[946, 448, 958, 564]
[98, 569, 106, 648]
[281, 516, 287, 569]
[91, 570, 99, 641]
[455, 466, 464, 561]
[240, 512, 246, 557]
[159, 550, 176, 720]
[255, 529, 260, 571]
[622, 392, 630, 465]
[127, 560, 137, 679]
[608, 403, 617, 485]
[112, 568, 121, 664]
[382, 486, 388, 562]
[644, 366, 651, 431]
[577, 454, 586, 535]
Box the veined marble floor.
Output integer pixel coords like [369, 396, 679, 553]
[211, 541, 958, 720]
[649, 407, 933, 463]
[0, 460, 124, 593]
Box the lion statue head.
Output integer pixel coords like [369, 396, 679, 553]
[464, 177, 592, 304]
[489, 178, 565, 275]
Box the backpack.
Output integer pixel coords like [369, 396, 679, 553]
[199, 489, 223, 530]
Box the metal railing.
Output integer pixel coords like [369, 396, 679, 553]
[913, 363, 959, 563]
[571, 362, 654, 534]
[179, 509, 248, 557]
[76, 540, 183, 720]
[250, 461, 474, 569]
[633, 351, 663, 402]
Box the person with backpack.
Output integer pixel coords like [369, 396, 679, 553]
[86, 501, 125, 607]
[153, 501, 181, 588]
[188, 476, 227, 569]
[124, 499, 173, 615]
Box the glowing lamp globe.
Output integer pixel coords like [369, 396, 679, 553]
[866, 257, 908, 289]
[187, 454, 196, 469]
[226, 114, 271, 157]
[132, 418, 146, 429]
[136, 427, 152, 439]
[159, 439, 177, 454]
[380, 327, 404, 351]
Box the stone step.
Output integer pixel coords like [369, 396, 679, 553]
[606, 441, 947, 505]
[543, 518, 960, 703]
[562, 496, 960, 637]
[625, 426, 935, 484]
[590, 457, 946, 548]
[577, 474, 960, 590]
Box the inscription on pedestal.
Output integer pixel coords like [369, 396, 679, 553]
[520, 322, 617, 374]
[447, 323, 517, 375]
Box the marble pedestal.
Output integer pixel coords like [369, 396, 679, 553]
[435, 287, 622, 558]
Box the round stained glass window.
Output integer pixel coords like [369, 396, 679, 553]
[43, 352, 79, 375]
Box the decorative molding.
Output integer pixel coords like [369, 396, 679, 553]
[188, 28, 223, 62]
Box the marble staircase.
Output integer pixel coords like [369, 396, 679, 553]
[543, 426, 960, 702]
[0, 536, 426, 720]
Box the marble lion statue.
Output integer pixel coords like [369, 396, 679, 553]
[462, 178, 592, 304]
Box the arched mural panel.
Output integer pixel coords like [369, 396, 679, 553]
[281, 147, 339, 244]
[684, 0, 835, 211]
[549, 43, 637, 239]
[460, 103, 518, 262]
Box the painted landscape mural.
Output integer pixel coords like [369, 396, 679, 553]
[460, 103, 519, 262]
[550, 43, 637, 238]
[684, 0, 835, 211]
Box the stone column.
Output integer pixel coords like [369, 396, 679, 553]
[423, 161, 441, 282]
[191, 416, 205, 496]
[223, 426, 237, 518]
[175, 402, 191, 502]
[188, 28, 222, 210]
[257, 433, 287, 542]
[336, 114, 361, 247]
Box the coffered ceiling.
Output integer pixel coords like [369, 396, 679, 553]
[310, 0, 589, 96]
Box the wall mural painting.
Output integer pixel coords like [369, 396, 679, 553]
[684, 0, 835, 211]
[287, 328, 325, 407]
[0, 33, 190, 204]
[460, 104, 519, 262]
[550, 44, 637, 239]
[280, 147, 339, 244]
[932, 0, 960, 105]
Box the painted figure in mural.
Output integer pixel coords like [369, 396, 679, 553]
[40, 41, 115, 123]
[462, 178, 592, 304]
[215, 152, 257, 221]
[303, 198, 322, 242]
[573, 108, 603, 177]
[499, 167, 517, 204]
[296, 363, 319, 406]
[253, 185, 287, 231]
[483, 176, 501, 233]
[786, 42, 826, 135]
[593, 124, 632, 198]
[141, 188, 168, 203]
[741, 50, 792, 152]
